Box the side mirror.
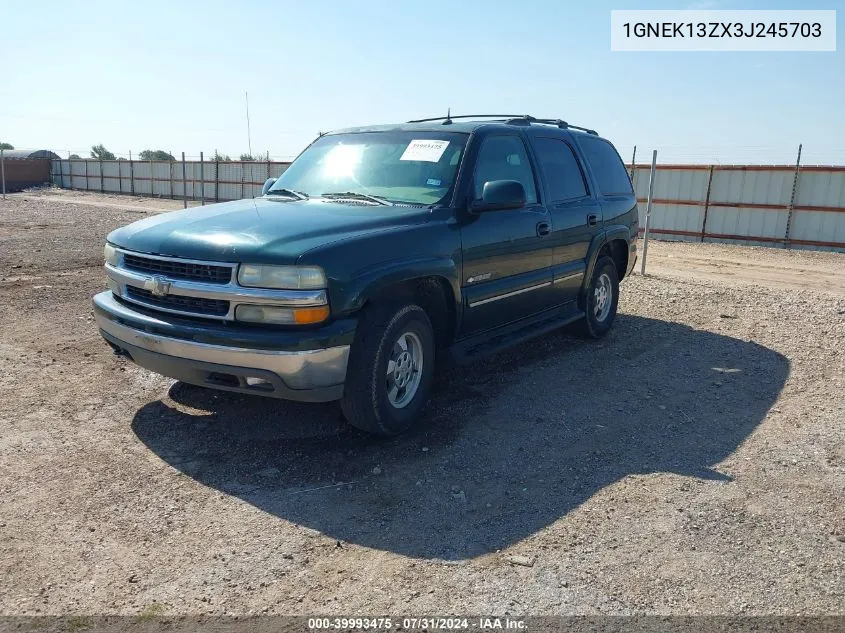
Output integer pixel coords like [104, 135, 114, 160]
[471, 180, 526, 212]
[261, 177, 277, 196]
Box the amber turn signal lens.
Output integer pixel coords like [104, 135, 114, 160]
[293, 305, 331, 324]
[235, 304, 330, 325]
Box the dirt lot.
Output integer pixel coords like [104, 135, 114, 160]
[1, 190, 844, 616]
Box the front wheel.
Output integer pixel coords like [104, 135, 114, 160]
[341, 303, 436, 436]
[577, 255, 619, 338]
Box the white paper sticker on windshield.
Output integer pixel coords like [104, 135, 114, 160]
[400, 140, 450, 162]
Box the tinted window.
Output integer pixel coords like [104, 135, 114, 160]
[473, 135, 537, 204]
[533, 137, 588, 201]
[578, 137, 633, 196]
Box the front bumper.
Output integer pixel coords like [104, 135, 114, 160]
[93, 291, 355, 402]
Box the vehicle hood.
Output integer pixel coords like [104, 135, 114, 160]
[106, 198, 432, 264]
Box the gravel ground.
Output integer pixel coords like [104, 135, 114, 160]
[1, 190, 844, 616]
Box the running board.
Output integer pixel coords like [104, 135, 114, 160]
[448, 304, 585, 365]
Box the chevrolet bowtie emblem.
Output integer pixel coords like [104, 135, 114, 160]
[144, 275, 172, 297]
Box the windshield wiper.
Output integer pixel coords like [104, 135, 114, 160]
[265, 188, 309, 200]
[320, 191, 392, 206]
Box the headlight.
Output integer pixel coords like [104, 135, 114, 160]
[235, 304, 330, 325]
[104, 243, 118, 266]
[237, 265, 326, 289]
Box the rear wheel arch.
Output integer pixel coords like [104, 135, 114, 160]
[581, 229, 629, 308]
[584, 229, 629, 282]
[607, 238, 629, 281]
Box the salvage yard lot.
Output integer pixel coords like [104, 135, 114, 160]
[1, 190, 844, 615]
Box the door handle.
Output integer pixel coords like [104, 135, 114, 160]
[587, 214, 599, 226]
[536, 221, 551, 237]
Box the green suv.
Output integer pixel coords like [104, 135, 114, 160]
[94, 115, 638, 435]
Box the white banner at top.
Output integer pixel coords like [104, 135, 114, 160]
[610, 10, 836, 52]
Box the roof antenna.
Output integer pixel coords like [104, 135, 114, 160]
[443, 107, 452, 125]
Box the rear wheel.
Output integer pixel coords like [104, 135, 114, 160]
[577, 255, 619, 338]
[341, 303, 436, 435]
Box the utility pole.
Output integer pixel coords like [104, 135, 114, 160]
[245, 91, 253, 157]
[629, 145, 637, 181]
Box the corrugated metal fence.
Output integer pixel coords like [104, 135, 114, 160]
[51, 158, 291, 202]
[629, 163, 845, 252]
[50, 159, 845, 253]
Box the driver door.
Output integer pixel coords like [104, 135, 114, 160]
[459, 134, 554, 337]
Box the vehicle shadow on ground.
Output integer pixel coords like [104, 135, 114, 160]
[131, 314, 789, 560]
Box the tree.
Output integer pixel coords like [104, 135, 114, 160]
[69, 153, 81, 159]
[139, 150, 175, 161]
[239, 153, 257, 161]
[0, 142, 13, 150]
[90, 144, 116, 160]
[209, 151, 231, 162]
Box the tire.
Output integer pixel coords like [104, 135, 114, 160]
[577, 255, 619, 339]
[341, 303, 436, 436]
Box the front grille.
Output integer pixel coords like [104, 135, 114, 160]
[123, 253, 232, 284]
[126, 286, 230, 317]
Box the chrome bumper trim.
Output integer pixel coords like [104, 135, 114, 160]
[93, 292, 349, 390]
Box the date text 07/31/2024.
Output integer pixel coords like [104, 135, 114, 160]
[306, 617, 527, 630]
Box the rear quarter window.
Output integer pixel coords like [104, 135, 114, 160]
[578, 136, 633, 196]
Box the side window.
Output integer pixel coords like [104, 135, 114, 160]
[473, 135, 538, 204]
[532, 137, 588, 202]
[578, 137, 633, 196]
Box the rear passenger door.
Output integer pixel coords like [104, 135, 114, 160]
[531, 136, 600, 305]
[575, 135, 636, 228]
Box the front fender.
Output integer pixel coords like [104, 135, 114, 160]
[298, 215, 463, 325]
[339, 257, 461, 316]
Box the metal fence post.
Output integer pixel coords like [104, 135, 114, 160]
[181, 152, 187, 209]
[784, 143, 803, 249]
[169, 157, 174, 198]
[639, 150, 657, 275]
[129, 150, 135, 195]
[84, 158, 90, 191]
[240, 160, 245, 200]
[200, 152, 205, 205]
[700, 165, 715, 242]
[215, 155, 220, 203]
[99, 159, 104, 193]
[1, 148, 5, 200]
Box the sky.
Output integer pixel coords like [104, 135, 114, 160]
[1, 0, 842, 164]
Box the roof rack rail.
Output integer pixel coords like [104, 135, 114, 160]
[407, 113, 525, 124]
[406, 113, 598, 135]
[505, 116, 598, 135]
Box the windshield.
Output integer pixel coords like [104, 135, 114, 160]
[268, 131, 468, 206]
